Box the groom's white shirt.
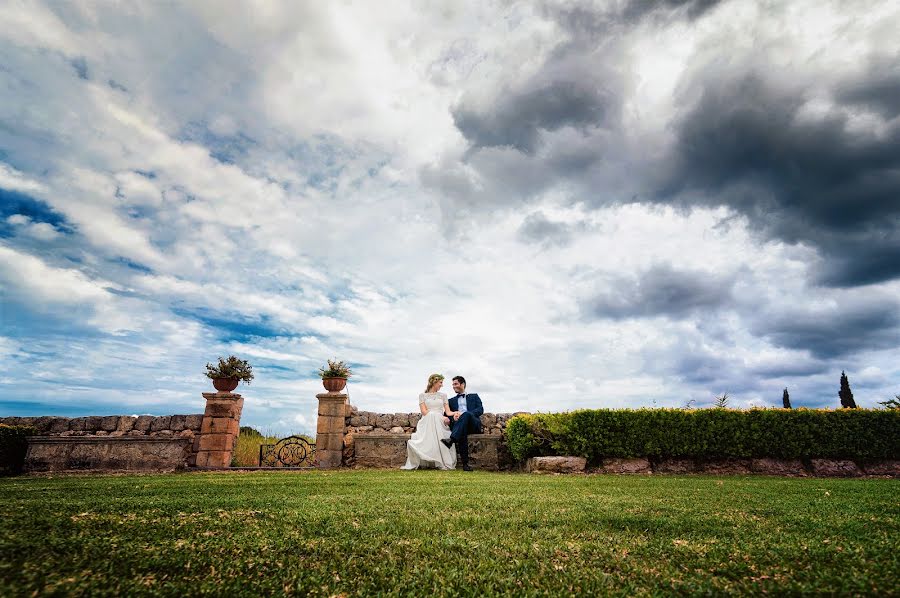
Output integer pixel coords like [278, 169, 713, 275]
[457, 393, 467, 412]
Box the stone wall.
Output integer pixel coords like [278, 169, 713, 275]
[1, 415, 203, 438]
[4, 391, 244, 472]
[341, 409, 519, 470]
[2, 414, 203, 472]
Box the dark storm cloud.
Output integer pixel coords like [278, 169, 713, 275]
[749, 298, 900, 359]
[452, 79, 612, 155]
[436, 4, 900, 288]
[747, 359, 828, 379]
[655, 71, 900, 286]
[621, 0, 724, 22]
[836, 58, 900, 118]
[584, 264, 736, 319]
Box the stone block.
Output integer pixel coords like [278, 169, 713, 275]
[128, 430, 145, 436]
[389, 426, 405, 433]
[169, 415, 187, 431]
[860, 460, 900, 476]
[811, 459, 861, 477]
[150, 416, 172, 432]
[750, 458, 807, 476]
[391, 414, 410, 428]
[195, 450, 231, 469]
[84, 416, 102, 432]
[654, 459, 697, 474]
[481, 414, 497, 427]
[101, 416, 119, 432]
[133, 415, 153, 432]
[198, 433, 233, 452]
[318, 398, 348, 418]
[409, 414, 421, 428]
[598, 458, 652, 474]
[155, 430, 174, 437]
[49, 418, 70, 434]
[349, 415, 365, 427]
[317, 415, 345, 435]
[116, 416, 136, 433]
[527, 456, 586, 474]
[201, 417, 239, 436]
[202, 392, 242, 400]
[375, 414, 393, 430]
[353, 426, 374, 433]
[95, 431, 109, 437]
[68, 417, 87, 431]
[179, 429, 194, 438]
[184, 414, 203, 431]
[316, 433, 343, 452]
[204, 398, 244, 419]
[697, 459, 752, 475]
[32, 416, 55, 433]
[317, 450, 343, 469]
[353, 435, 409, 468]
[466, 435, 500, 471]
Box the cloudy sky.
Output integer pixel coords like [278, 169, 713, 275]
[1, 0, 898, 435]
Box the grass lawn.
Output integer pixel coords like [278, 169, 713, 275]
[0, 471, 897, 596]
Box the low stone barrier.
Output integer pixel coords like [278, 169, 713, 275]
[4, 391, 245, 472]
[340, 408, 519, 470]
[25, 436, 193, 472]
[352, 433, 509, 470]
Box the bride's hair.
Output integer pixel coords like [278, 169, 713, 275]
[425, 373, 444, 392]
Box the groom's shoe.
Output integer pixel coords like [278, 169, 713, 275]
[441, 438, 455, 448]
[462, 463, 473, 472]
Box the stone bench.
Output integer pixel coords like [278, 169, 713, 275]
[352, 433, 508, 470]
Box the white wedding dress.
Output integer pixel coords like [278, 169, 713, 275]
[400, 392, 457, 470]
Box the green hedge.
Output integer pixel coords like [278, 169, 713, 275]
[504, 408, 900, 463]
[0, 424, 36, 476]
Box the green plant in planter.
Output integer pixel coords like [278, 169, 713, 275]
[205, 355, 254, 384]
[318, 359, 352, 379]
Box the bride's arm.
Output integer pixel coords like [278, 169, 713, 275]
[419, 394, 428, 416]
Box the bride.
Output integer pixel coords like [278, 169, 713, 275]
[400, 374, 457, 470]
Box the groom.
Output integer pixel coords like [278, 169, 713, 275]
[441, 375, 483, 471]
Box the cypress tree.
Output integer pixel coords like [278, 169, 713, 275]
[839, 371, 857, 408]
[782, 388, 791, 409]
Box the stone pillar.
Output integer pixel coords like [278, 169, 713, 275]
[195, 392, 244, 468]
[316, 392, 349, 469]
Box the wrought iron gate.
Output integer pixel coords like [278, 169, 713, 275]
[258, 435, 316, 467]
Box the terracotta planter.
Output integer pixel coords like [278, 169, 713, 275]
[322, 377, 347, 392]
[212, 377, 239, 392]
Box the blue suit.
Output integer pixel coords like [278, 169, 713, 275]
[448, 393, 483, 463]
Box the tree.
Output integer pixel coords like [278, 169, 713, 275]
[877, 395, 900, 410]
[782, 388, 792, 409]
[838, 371, 857, 409]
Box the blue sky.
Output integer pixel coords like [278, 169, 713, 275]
[1, 1, 899, 435]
